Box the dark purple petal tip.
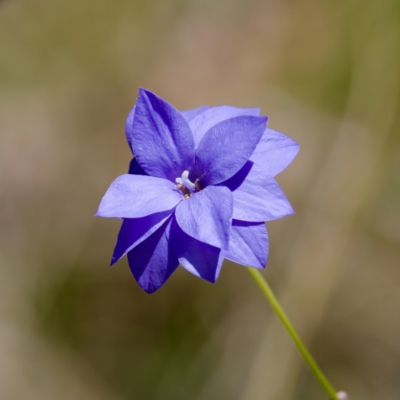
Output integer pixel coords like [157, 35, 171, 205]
[130, 88, 195, 182]
[127, 217, 179, 294]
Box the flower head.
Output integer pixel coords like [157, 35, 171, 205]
[96, 88, 299, 293]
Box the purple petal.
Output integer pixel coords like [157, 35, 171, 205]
[170, 217, 224, 283]
[111, 209, 173, 266]
[127, 217, 178, 294]
[221, 160, 253, 192]
[128, 157, 148, 176]
[231, 165, 295, 222]
[225, 220, 268, 269]
[189, 106, 260, 147]
[181, 106, 211, 123]
[125, 105, 136, 153]
[131, 88, 195, 181]
[196, 116, 267, 185]
[96, 174, 182, 218]
[175, 186, 233, 249]
[250, 128, 299, 176]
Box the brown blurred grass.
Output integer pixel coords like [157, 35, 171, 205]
[0, 0, 399, 399]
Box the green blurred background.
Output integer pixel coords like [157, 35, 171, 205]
[1, 0, 400, 399]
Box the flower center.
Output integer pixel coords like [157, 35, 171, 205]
[175, 170, 202, 199]
[176, 170, 196, 192]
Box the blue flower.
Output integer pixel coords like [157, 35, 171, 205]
[96, 89, 299, 293]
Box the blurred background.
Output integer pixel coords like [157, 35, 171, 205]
[1, 0, 400, 399]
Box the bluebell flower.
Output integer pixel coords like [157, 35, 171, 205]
[96, 89, 299, 293]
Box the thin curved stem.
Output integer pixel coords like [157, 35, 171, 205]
[247, 268, 340, 400]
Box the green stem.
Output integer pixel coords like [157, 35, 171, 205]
[247, 268, 339, 400]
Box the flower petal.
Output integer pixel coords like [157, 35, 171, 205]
[221, 160, 253, 191]
[128, 157, 148, 175]
[131, 88, 195, 181]
[170, 217, 224, 283]
[96, 174, 182, 218]
[225, 220, 268, 269]
[127, 217, 178, 294]
[189, 106, 260, 147]
[125, 105, 136, 153]
[111, 209, 173, 266]
[196, 116, 267, 185]
[181, 106, 211, 123]
[175, 186, 233, 249]
[230, 165, 295, 222]
[250, 128, 299, 176]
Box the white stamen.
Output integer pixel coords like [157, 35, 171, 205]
[182, 170, 189, 179]
[176, 170, 196, 191]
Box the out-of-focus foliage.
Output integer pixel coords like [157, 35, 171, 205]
[1, 0, 399, 399]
